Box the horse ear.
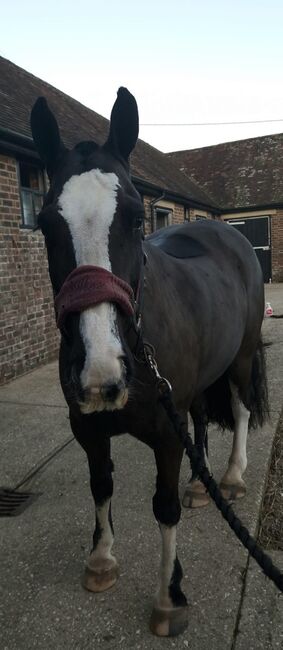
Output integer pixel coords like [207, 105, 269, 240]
[30, 97, 65, 177]
[105, 87, 139, 161]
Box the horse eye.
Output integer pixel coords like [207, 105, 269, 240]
[134, 215, 144, 229]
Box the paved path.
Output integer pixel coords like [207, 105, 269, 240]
[0, 285, 282, 649]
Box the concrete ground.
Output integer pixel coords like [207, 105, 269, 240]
[0, 285, 282, 649]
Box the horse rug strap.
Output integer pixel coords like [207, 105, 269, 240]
[55, 265, 134, 329]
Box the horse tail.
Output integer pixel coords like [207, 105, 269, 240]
[203, 337, 269, 431]
[248, 337, 269, 429]
[202, 371, 233, 431]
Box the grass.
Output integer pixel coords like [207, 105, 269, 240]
[258, 410, 283, 551]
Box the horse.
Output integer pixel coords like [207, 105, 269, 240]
[30, 88, 268, 637]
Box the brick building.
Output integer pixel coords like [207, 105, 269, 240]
[168, 136, 283, 283]
[0, 57, 215, 384]
[1, 56, 282, 384]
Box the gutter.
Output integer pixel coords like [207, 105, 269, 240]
[149, 192, 166, 231]
[0, 126, 38, 160]
[219, 202, 283, 214]
[132, 176, 220, 214]
[0, 126, 34, 149]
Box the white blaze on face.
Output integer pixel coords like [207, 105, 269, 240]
[58, 169, 125, 408]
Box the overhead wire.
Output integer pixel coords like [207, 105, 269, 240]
[140, 118, 283, 126]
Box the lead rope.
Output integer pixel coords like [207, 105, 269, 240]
[145, 347, 283, 593]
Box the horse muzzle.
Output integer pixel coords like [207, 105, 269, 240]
[55, 265, 134, 414]
[79, 379, 129, 414]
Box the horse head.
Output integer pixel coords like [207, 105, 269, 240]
[31, 88, 144, 414]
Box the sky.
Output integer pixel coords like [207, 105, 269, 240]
[1, 0, 283, 152]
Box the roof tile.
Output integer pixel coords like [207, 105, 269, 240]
[168, 134, 283, 209]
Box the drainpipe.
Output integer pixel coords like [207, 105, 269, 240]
[149, 192, 166, 232]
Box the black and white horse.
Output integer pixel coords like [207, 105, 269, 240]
[30, 88, 268, 637]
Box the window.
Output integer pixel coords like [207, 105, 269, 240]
[154, 207, 173, 231]
[19, 162, 45, 228]
[195, 215, 207, 220]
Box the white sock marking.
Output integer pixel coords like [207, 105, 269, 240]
[225, 381, 250, 483]
[93, 498, 114, 561]
[156, 524, 177, 609]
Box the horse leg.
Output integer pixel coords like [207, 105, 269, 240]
[220, 368, 250, 501]
[84, 445, 118, 592]
[70, 415, 118, 592]
[150, 439, 188, 637]
[183, 398, 210, 508]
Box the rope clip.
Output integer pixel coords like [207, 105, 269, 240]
[145, 348, 172, 396]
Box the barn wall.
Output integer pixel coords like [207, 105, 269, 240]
[271, 210, 283, 282]
[188, 208, 214, 220]
[173, 203, 186, 223]
[0, 154, 59, 385]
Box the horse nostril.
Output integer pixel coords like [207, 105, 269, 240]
[100, 381, 123, 402]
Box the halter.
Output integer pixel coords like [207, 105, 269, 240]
[54, 263, 144, 332]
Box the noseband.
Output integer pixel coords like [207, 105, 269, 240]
[55, 265, 135, 330]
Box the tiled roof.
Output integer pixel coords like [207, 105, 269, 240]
[168, 134, 283, 210]
[0, 56, 215, 209]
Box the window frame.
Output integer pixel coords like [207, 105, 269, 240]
[17, 160, 46, 230]
[154, 206, 173, 231]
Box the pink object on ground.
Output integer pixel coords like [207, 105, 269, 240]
[265, 302, 273, 317]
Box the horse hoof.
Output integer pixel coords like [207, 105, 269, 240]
[182, 480, 210, 509]
[219, 481, 246, 502]
[149, 605, 189, 637]
[83, 557, 119, 593]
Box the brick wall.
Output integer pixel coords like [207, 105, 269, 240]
[143, 196, 153, 235]
[189, 208, 214, 220]
[271, 210, 283, 281]
[0, 155, 59, 384]
[173, 203, 185, 223]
